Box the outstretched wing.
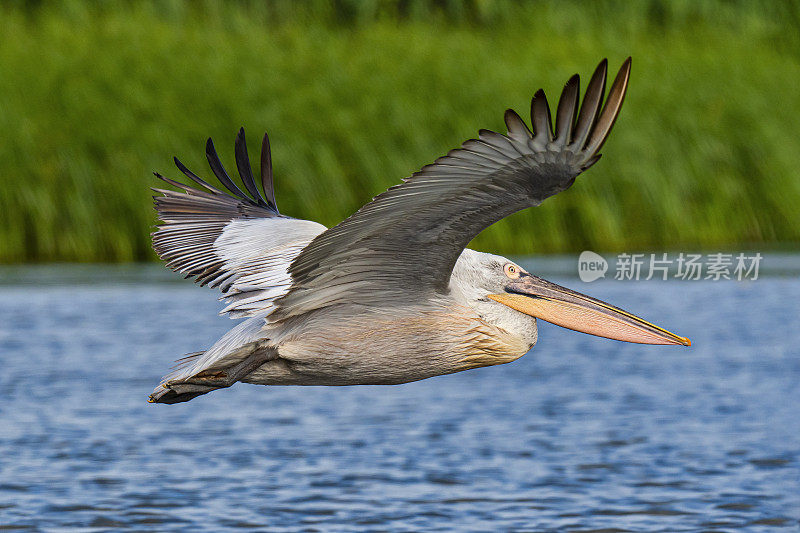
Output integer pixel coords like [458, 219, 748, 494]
[152, 129, 326, 318]
[273, 58, 631, 320]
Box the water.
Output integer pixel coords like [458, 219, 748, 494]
[1, 264, 799, 531]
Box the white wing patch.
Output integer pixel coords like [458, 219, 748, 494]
[213, 218, 326, 318]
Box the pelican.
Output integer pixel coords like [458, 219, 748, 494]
[149, 58, 689, 404]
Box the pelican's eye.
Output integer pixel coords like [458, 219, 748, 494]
[504, 263, 521, 279]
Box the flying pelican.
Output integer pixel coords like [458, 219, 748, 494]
[149, 58, 689, 404]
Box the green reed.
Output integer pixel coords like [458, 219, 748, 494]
[1, 0, 799, 263]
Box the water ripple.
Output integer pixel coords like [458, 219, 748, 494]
[0, 276, 799, 530]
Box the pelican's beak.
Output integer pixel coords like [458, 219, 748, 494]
[488, 274, 690, 346]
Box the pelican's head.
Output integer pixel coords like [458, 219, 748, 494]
[452, 249, 690, 347]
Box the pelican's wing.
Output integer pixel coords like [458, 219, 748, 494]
[273, 59, 631, 319]
[152, 129, 326, 318]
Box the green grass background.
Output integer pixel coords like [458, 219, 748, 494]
[1, 0, 799, 263]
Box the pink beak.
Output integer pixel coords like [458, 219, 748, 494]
[488, 274, 690, 346]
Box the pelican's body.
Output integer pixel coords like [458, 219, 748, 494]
[149, 58, 689, 404]
[241, 250, 536, 386]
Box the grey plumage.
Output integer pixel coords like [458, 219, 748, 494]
[273, 58, 630, 319]
[147, 58, 667, 405]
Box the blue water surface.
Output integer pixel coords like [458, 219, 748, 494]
[0, 265, 798, 531]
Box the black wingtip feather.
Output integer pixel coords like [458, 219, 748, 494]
[153, 173, 200, 193]
[173, 157, 219, 193]
[261, 132, 277, 212]
[205, 137, 250, 201]
[158, 130, 282, 215]
[504, 109, 533, 142]
[234, 128, 267, 206]
[572, 58, 608, 151]
[554, 73, 580, 145]
[584, 58, 632, 156]
[530, 89, 553, 142]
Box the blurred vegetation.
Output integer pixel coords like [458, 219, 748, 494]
[1, 0, 799, 263]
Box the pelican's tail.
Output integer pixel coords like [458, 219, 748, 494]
[149, 313, 277, 404]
